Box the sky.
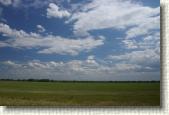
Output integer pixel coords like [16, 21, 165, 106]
[0, 0, 160, 81]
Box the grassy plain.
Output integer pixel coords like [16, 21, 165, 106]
[0, 81, 160, 106]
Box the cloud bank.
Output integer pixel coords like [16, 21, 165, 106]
[0, 23, 104, 55]
[0, 58, 160, 81]
[69, 0, 160, 36]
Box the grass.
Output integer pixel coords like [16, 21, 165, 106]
[0, 81, 160, 106]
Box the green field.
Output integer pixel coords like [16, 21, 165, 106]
[0, 81, 160, 106]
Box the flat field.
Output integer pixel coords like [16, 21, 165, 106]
[0, 81, 160, 106]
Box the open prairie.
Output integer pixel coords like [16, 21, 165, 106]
[0, 81, 160, 106]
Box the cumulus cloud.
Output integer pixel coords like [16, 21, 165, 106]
[0, 59, 135, 73]
[122, 31, 160, 49]
[126, 16, 160, 39]
[108, 48, 160, 68]
[47, 3, 70, 18]
[36, 25, 46, 33]
[0, 57, 160, 81]
[0, 23, 104, 55]
[86, 55, 96, 64]
[0, 0, 160, 81]
[68, 0, 160, 36]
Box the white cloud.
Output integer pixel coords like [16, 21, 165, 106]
[126, 16, 160, 39]
[0, 58, 141, 74]
[122, 31, 160, 49]
[108, 49, 160, 66]
[0, 0, 20, 7]
[0, 23, 104, 55]
[68, 0, 160, 36]
[87, 55, 95, 60]
[47, 3, 71, 18]
[122, 39, 138, 49]
[28, 61, 49, 69]
[0, 0, 160, 81]
[3, 60, 21, 68]
[37, 36, 104, 55]
[37, 25, 46, 33]
[0, 57, 159, 81]
[4, 60, 16, 66]
[113, 63, 142, 72]
[85, 55, 98, 65]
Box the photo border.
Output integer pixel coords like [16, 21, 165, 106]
[0, 0, 168, 114]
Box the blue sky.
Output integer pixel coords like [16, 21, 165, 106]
[0, 0, 160, 81]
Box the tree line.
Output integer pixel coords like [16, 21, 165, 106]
[0, 78, 160, 83]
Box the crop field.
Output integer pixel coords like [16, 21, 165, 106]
[0, 81, 160, 106]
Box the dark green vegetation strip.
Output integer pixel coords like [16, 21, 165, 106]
[0, 81, 160, 106]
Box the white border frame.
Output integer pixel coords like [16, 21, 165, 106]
[0, 0, 168, 114]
